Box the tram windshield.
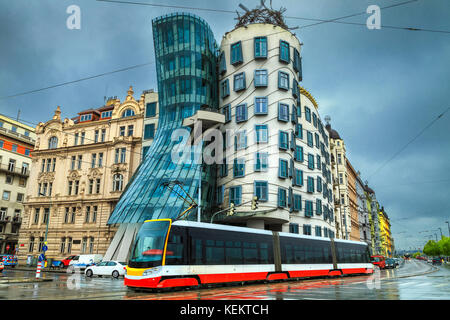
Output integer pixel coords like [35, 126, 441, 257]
[128, 220, 171, 268]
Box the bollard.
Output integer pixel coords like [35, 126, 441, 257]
[35, 261, 42, 279]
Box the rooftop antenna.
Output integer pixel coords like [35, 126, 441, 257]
[239, 3, 249, 12]
[16, 109, 21, 121]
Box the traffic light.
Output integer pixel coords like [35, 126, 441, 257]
[228, 203, 235, 216]
[251, 196, 259, 210]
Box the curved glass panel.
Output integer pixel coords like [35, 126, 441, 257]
[108, 13, 218, 224]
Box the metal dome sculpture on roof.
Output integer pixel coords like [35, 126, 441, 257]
[235, 0, 292, 30]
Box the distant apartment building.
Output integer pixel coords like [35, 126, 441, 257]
[0, 114, 36, 254]
[17, 87, 157, 263]
[346, 159, 360, 242]
[365, 184, 381, 254]
[326, 123, 350, 240]
[356, 175, 371, 247]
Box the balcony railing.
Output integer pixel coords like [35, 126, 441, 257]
[0, 163, 30, 177]
[0, 127, 35, 144]
[0, 216, 9, 223]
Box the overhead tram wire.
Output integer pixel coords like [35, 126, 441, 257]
[0, 62, 154, 101]
[367, 106, 450, 180]
[96, 0, 450, 34]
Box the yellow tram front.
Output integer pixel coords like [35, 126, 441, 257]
[124, 219, 173, 289]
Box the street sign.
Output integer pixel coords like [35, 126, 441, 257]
[38, 253, 45, 262]
[42, 245, 48, 252]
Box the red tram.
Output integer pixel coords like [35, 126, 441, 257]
[125, 219, 373, 290]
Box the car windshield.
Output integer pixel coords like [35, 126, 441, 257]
[386, 259, 394, 263]
[128, 220, 171, 269]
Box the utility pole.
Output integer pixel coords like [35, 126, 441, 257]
[437, 227, 443, 239]
[446, 221, 450, 237]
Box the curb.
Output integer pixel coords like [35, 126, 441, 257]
[10, 267, 67, 274]
[0, 278, 54, 284]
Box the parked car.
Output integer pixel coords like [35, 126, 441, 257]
[371, 255, 386, 269]
[427, 258, 433, 263]
[432, 257, 442, 265]
[68, 254, 103, 272]
[0, 255, 18, 268]
[85, 261, 127, 278]
[56, 255, 77, 268]
[385, 258, 396, 269]
[0, 261, 4, 273]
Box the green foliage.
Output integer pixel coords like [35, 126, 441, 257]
[412, 252, 422, 258]
[423, 240, 441, 257]
[438, 236, 450, 256]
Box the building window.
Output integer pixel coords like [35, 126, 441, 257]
[278, 71, 290, 90]
[279, 131, 289, 150]
[279, 40, 290, 63]
[254, 69, 268, 87]
[278, 188, 287, 208]
[289, 223, 299, 234]
[315, 226, 322, 237]
[48, 136, 58, 149]
[255, 125, 268, 143]
[144, 124, 156, 140]
[236, 104, 248, 123]
[254, 181, 268, 202]
[254, 37, 268, 58]
[233, 72, 246, 92]
[219, 51, 227, 75]
[293, 194, 302, 212]
[307, 177, 315, 193]
[303, 224, 312, 235]
[308, 154, 315, 170]
[119, 126, 126, 136]
[305, 106, 312, 123]
[101, 111, 112, 119]
[121, 109, 135, 118]
[221, 79, 230, 99]
[254, 97, 268, 115]
[113, 174, 124, 192]
[278, 103, 289, 122]
[223, 104, 231, 123]
[127, 125, 134, 137]
[2, 191, 10, 201]
[101, 129, 106, 142]
[229, 186, 242, 205]
[74, 133, 79, 146]
[316, 199, 323, 215]
[254, 152, 268, 172]
[317, 176, 323, 193]
[146, 102, 157, 118]
[294, 169, 303, 186]
[231, 41, 243, 65]
[29, 237, 35, 253]
[293, 48, 301, 72]
[294, 145, 304, 162]
[307, 131, 314, 147]
[233, 158, 245, 178]
[216, 185, 224, 204]
[279, 159, 288, 179]
[235, 130, 247, 150]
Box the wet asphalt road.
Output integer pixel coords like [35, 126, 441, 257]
[0, 260, 448, 300]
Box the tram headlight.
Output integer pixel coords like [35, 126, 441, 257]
[143, 266, 161, 277]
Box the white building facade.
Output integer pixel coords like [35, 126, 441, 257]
[215, 23, 335, 238]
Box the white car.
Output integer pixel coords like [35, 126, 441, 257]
[84, 261, 126, 278]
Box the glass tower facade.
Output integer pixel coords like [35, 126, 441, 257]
[108, 13, 219, 224]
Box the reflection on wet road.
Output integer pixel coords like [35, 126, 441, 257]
[0, 260, 448, 300]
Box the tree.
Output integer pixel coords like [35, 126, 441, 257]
[437, 236, 450, 256]
[423, 240, 441, 257]
[412, 252, 422, 258]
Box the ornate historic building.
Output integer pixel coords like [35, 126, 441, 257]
[17, 87, 155, 263]
[0, 114, 36, 254]
[346, 159, 360, 241]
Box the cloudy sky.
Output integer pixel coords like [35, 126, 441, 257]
[1, 0, 449, 250]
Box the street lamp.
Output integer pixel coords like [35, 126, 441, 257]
[437, 227, 443, 240]
[446, 221, 450, 237]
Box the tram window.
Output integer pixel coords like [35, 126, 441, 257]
[243, 242, 258, 264]
[305, 246, 314, 263]
[191, 238, 203, 265]
[259, 242, 270, 264]
[166, 233, 185, 265]
[284, 244, 293, 264]
[206, 245, 225, 265]
[225, 241, 243, 264]
[294, 246, 305, 264]
[314, 247, 323, 263]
